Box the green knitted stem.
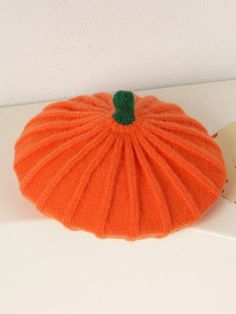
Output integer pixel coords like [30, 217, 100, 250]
[112, 90, 135, 125]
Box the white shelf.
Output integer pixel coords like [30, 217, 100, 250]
[1, 80, 236, 314]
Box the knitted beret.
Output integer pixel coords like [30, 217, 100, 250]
[14, 91, 226, 240]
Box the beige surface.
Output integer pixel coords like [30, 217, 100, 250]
[214, 122, 236, 202]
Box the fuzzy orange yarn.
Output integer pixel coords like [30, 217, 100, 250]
[14, 91, 226, 240]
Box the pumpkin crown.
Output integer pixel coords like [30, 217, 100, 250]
[112, 90, 135, 125]
[14, 91, 227, 240]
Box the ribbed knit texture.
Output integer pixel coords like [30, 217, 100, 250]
[14, 92, 226, 240]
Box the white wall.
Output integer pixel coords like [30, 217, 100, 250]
[0, 0, 236, 106]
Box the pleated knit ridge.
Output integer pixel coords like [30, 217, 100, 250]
[14, 91, 226, 240]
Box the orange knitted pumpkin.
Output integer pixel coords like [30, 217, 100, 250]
[14, 91, 226, 240]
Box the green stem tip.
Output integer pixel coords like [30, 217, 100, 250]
[112, 90, 135, 125]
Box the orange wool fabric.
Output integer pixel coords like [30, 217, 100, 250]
[14, 91, 226, 240]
